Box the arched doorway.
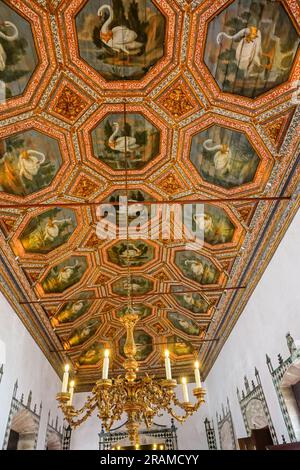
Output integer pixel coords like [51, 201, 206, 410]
[46, 431, 62, 450]
[7, 409, 39, 450]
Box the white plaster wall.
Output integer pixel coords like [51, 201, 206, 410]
[0, 294, 63, 449]
[205, 208, 300, 447]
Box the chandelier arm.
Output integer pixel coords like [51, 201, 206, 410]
[57, 395, 98, 429]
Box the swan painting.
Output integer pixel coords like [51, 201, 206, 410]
[204, 0, 300, 98]
[92, 112, 160, 170]
[43, 217, 73, 243]
[190, 125, 260, 189]
[109, 241, 150, 267]
[108, 122, 140, 153]
[0, 130, 62, 196]
[193, 213, 214, 235]
[42, 257, 87, 293]
[98, 5, 144, 57]
[77, 0, 165, 81]
[112, 276, 152, 296]
[216, 22, 296, 80]
[0, 20, 19, 71]
[53, 297, 92, 325]
[0, 2, 38, 99]
[184, 259, 204, 279]
[18, 208, 76, 254]
[179, 293, 209, 313]
[176, 251, 219, 285]
[217, 26, 262, 77]
[57, 261, 79, 284]
[18, 150, 46, 182]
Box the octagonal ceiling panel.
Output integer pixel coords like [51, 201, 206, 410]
[116, 303, 152, 320]
[107, 240, 155, 268]
[167, 335, 194, 357]
[64, 318, 101, 349]
[190, 125, 260, 189]
[172, 291, 210, 315]
[38, 256, 88, 295]
[91, 112, 160, 171]
[0, 0, 38, 99]
[174, 250, 221, 286]
[0, 129, 62, 196]
[77, 341, 106, 367]
[167, 311, 204, 337]
[188, 0, 300, 112]
[183, 203, 243, 250]
[14, 208, 77, 255]
[111, 274, 153, 296]
[178, 114, 273, 196]
[204, 0, 300, 99]
[81, 103, 169, 178]
[76, 0, 165, 82]
[51, 292, 94, 327]
[0, 0, 298, 389]
[62, 0, 182, 93]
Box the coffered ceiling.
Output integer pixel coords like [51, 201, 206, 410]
[0, 0, 299, 390]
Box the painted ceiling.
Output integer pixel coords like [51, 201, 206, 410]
[0, 0, 299, 390]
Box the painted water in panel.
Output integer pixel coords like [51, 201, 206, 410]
[0, 1, 38, 99]
[190, 126, 260, 189]
[0, 130, 62, 196]
[92, 113, 160, 170]
[76, 0, 165, 81]
[204, 0, 300, 98]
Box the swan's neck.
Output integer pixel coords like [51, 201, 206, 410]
[0, 22, 19, 41]
[109, 125, 120, 143]
[100, 5, 114, 34]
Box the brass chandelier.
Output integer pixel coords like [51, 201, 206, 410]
[56, 307, 206, 445]
[56, 101, 206, 445]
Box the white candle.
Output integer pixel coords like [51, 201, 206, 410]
[164, 350, 172, 380]
[102, 349, 110, 379]
[61, 364, 69, 393]
[68, 380, 75, 406]
[194, 361, 202, 388]
[182, 377, 189, 403]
